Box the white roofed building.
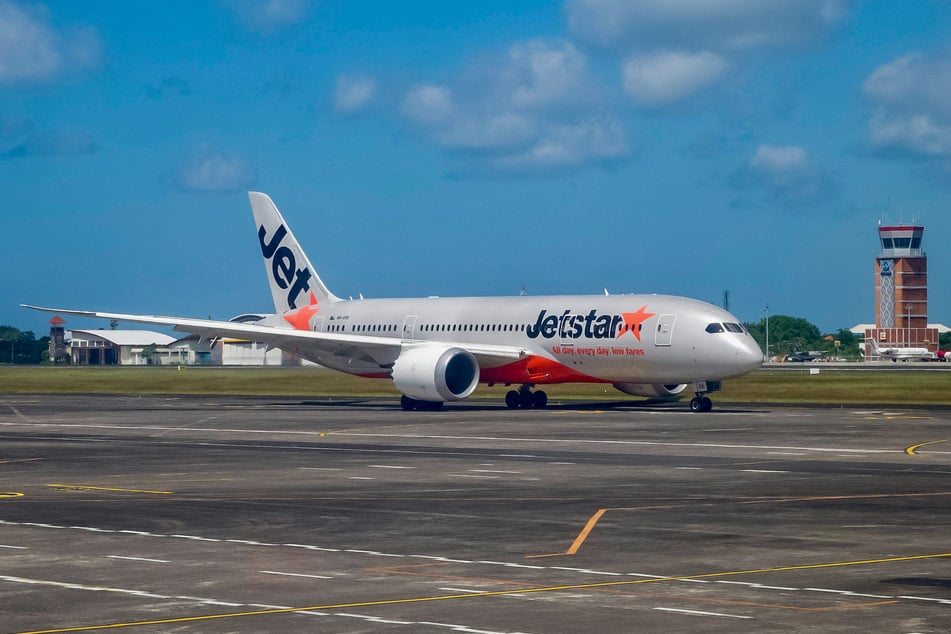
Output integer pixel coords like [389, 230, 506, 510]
[67, 330, 178, 365]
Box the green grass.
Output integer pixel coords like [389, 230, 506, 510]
[0, 365, 948, 406]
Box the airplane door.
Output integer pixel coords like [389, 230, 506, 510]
[402, 315, 417, 341]
[655, 314, 676, 346]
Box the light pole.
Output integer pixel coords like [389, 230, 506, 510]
[764, 304, 770, 363]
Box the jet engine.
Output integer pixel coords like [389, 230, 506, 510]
[612, 383, 687, 399]
[391, 345, 480, 402]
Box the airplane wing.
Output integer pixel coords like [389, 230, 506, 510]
[21, 305, 526, 369]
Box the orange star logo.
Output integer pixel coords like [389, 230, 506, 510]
[616, 304, 655, 341]
[283, 292, 320, 330]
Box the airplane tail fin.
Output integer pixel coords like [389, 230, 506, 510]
[249, 192, 341, 313]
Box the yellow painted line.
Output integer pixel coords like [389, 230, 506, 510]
[16, 551, 951, 634]
[47, 484, 173, 495]
[905, 439, 947, 456]
[0, 492, 24, 499]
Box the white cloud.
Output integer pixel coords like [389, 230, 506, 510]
[502, 39, 589, 109]
[179, 146, 254, 192]
[864, 52, 951, 158]
[0, 1, 100, 84]
[566, 0, 851, 52]
[333, 75, 376, 114]
[399, 39, 627, 174]
[401, 84, 454, 125]
[491, 118, 628, 171]
[226, 0, 311, 35]
[746, 144, 831, 202]
[622, 50, 727, 107]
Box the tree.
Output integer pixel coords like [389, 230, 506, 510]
[941, 332, 951, 349]
[0, 325, 21, 364]
[743, 315, 822, 358]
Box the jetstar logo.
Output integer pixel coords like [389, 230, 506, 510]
[258, 223, 312, 309]
[284, 291, 320, 330]
[526, 305, 655, 341]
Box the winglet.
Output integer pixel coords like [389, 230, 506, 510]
[249, 192, 341, 312]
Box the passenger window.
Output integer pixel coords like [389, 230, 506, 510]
[705, 323, 725, 333]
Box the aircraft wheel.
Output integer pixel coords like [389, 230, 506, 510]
[689, 397, 703, 412]
[401, 395, 415, 411]
[701, 396, 713, 412]
[505, 390, 520, 409]
[532, 390, 548, 409]
[519, 391, 534, 409]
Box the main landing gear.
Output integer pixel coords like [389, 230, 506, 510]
[505, 384, 548, 409]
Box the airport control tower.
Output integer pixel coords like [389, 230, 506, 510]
[866, 225, 938, 360]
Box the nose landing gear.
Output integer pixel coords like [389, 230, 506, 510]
[688, 380, 720, 413]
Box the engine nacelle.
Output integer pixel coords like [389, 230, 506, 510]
[391, 345, 480, 402]
[612, 382, 687, 399]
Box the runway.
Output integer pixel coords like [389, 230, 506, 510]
[2, 395, 951, 633]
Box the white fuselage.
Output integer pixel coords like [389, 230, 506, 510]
[260, 293, 763, 386]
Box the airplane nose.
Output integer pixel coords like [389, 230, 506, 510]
[738, 335, 764, 372]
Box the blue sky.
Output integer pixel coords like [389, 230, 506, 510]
[3, 0, 950, 336]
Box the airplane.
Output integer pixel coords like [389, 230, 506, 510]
[24, 192, 763, 413]
[785, 350, 825, 362]
[867, 338, 935, 362]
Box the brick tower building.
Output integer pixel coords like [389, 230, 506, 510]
[866, 225, 938, 360]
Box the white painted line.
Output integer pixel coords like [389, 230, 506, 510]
[170, 534, 219, 542]
[345, 549, 405, 557]
[107, 555, 170, 563]
[174, 595, 243, 606]
[0, 574, 171, 599]
[340, 432, 898, 455]
[260, 570, 333, 580]
[899, 595, 951, 604]
[69, 526, 114, 533]
[283, 543, 340, 552]
[409, 555, 473, 563]
[471, 469, 522, 474]
[742, 469, 790, 474]
[552, 567, 622, 576]
[675, 467, 702, 470]
[0, 544, 27, 549]
[299, 467, 343, 471]
[225, 539, 275, 546]
[349, 476, 374, 480]
[369, 465, 415, 469]
[654, 607, 752, 619]
[439, 587, 483, 594]
[448, 474, 499, 479]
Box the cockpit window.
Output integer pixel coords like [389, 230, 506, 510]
[724, 322, 743, 333]
[705, 323, 725, 333]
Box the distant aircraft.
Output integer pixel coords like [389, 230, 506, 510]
[785, 350, 825, 362]
[25, 192, 763, 412]
[867, 338, 935, 362]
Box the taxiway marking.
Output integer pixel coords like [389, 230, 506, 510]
[13, 552, 951, 633]
[905, 439, 947, 456]
[47, 484, 173, 495]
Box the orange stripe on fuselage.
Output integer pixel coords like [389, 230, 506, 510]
[480, 355, 607, 385]
[354, 355, 606, 386]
